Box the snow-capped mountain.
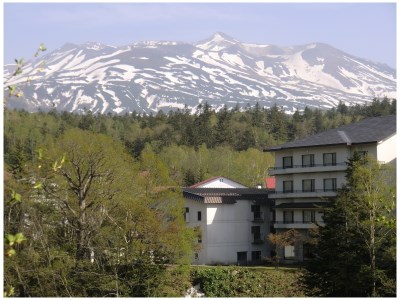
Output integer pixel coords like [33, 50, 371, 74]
[4, 33, 396, 114]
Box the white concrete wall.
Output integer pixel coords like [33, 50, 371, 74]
[205, 201, 268, 265]
[274, 145, 353, 194]
[184, 199, 208, 264]
[274, 145, 351, 169]
[275, 172, 347, 192]
[185, 198, 270, 265]
[377, 134, 397, 165]
[206, 203, 250, 264]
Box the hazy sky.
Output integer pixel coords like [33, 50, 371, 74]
[3, 2, 397, 68]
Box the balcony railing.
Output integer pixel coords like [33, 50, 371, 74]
[271, 188, 337, 195]
[268, 163, 348, 176]
[274, 221, 317, 224]
[252, 211, 264, 222]
[269, 162, 347, 171]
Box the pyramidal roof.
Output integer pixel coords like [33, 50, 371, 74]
[267, 115, 396, 151]
[189, 176, 248, 188]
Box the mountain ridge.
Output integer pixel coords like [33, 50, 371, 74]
[4, 33, 396, 115]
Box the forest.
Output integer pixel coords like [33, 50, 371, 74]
[4, 97, 395, 186]
[3, 97, 396, 296]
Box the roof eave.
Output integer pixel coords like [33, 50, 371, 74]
[265, 141, 380, 152]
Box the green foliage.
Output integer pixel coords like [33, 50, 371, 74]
[191, 266, 304, 297]
[4, 127, 196, 297]
[301, 155, 396, 297]
[3, 98, 396, 296]
[5, 43, 47, 99]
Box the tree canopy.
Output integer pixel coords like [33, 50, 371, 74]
[4, 98, 396, 296]
[301, 154, 396, 297]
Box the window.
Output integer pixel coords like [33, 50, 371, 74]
[302, 154, 315, 167]
[283, 211, 294, 223]
[251, 205, 263, 220]
[303, 210, 315, 223]
[283, 180, 293, 193]
[195, 226, 202, 243]
[251, 251, 261, 262]
[323, 153, 336, 166]
[184, 207, 189, 222]
[197, 211, 202, 221]
[237, 252, 247, 266]
[284, 245, 295, 259]
[282, 156, 293, 169]
[302, 179, 315, 192]
[194, 253, 199, 260]
[251, 226, 261, 242]
[219, 178, 224, 182]
[324, 178, 337, 192]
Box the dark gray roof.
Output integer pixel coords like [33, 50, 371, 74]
[183, 188, 270, 204]
[267, 115, 396, 151]
[275, 202, 330, 209]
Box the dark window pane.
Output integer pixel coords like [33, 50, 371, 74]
[283, 156, 293, 168]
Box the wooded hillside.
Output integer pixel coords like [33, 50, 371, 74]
[3, 98, 396, 296]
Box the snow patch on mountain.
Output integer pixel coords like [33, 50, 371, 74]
[4, 33, 396, 115]
[284, 51, 345, 91]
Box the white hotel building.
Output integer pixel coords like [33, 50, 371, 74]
[183, 115, 396, 265]
[267, 115, 396, 262]
[183, 177, 272, 265]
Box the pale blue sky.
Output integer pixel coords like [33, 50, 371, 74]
[3, 2, 397, 68]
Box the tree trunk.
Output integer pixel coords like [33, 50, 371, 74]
[76, 197, 87, 260]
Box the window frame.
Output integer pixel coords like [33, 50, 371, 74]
[283, 210, 294, 223]
[282, 156, 293, 169]
[284, 245, 295, 259]
[323, 153, 336, 166]
[283, 180, 293, 193]
[323, 178, 337, 192]
[251, 205, 263, 220]
[237, 251, 248, 265]
[184, 207, 189, 222]
[302, 210, 315, 223]
[302, 154, 315, 167]
[251, 226, 261, 241]
[302, 179, 315, 192]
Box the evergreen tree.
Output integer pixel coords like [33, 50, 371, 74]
[267, 104, 289, 142]
[301, 154, 396, 297]
[214, 105, 231, 146]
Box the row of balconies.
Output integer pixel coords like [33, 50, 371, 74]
[269, 189, 337, 199]
[251, 220, 325, 236]
[273, 220, 324, 229]
[251, 216, 325, 226]
[268, 162, 347, 175]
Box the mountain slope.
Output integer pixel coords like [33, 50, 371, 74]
[4, 33, 396, 114]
